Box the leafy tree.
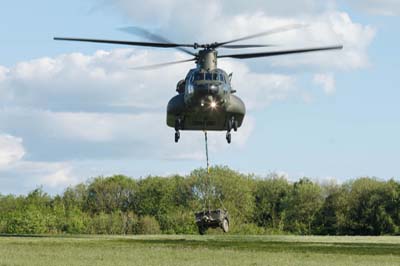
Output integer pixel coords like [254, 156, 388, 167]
[86, 175, 137, 214]
[313, 183, 349, 235]
[0, 168, 399, 236]
[346, 178, 399, 235]
[189, 166, 255, 226]
[254, 175, 291, 230]
[284, 178, 323, 234]
[134, 176, 176, 231]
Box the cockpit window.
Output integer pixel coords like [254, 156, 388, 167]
[193, 72, 226, 83]
[194, 72, 204, 81]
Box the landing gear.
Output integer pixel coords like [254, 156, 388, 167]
[175, 131, 180, 143]
[226, 132, 231, 144]
[226, 116, 237, 144]
[174, 118, 182, 143]
[232, 119, 238, 132]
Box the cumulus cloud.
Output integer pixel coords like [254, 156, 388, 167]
[40, 167, 77, 188]
[0, 66, 8, 81]
[219, 59, 296, 109]
[0, 160, 79, 194]
[0, 135, 78, 194]
[350, 0, 400, 16]
[0, 134, 25, 168]
[313, 73, 336, 95]
[109, 1, 374, 70]
[110, 0, 331, 25]
[1, 49, 189, 112]
[0, 44, 299, 163]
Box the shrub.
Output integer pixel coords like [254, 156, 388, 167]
[137, 216, 161, 234]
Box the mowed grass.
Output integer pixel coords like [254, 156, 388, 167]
[0, 235, 400, 266]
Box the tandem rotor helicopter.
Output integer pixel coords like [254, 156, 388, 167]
[55, 25, 342, 144]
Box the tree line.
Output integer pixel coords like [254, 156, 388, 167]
[0, 166, 399, 235]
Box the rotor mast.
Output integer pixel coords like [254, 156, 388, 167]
[197, 50, 218, 71]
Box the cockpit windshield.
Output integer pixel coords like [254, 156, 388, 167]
[194, 72, 226, 83]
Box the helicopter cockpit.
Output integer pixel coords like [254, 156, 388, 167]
[193, 72, 227, 83]
[185, 69, 229, 96]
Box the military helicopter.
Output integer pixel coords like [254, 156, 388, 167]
[54, 25, 342, 144]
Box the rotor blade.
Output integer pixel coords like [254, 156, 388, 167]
[218, 45, 343, 59]
[130, 58, 196, 70]
[215, 24, 306, 48]
[54, 37, 194, 49]
[120, 26, 196, 56]
[220, 44, 275, 49]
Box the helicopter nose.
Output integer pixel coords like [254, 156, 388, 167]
[196, 83, 219, 95]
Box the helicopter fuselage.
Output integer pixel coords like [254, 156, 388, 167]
[166, 49, 246, 143]
[167, 67, 245, 131]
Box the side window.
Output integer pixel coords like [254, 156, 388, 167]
[205, 73, 212, 80]
[186, 75, 194, 94]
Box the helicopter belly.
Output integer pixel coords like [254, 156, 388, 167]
[166, 94, 246, 131]
[181, 111, 228, 131]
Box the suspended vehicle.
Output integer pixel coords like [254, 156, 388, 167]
[195, 209, 229, 235]
[54, 25, 342, 143]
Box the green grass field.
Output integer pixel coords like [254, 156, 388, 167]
[0, 235, 399, 266]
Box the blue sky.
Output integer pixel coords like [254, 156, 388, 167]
[0, 0, 399, 194]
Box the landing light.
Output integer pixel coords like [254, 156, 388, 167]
[210, 101, 217, 109]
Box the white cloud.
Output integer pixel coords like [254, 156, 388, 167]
[0, 107, 255, 162]
[0, 46, 299, 163]
[0, 134, 25, 168]
[350, 0, 400, 16]
[40, 167, 77, 188]
[256, 11, 376, 70]
[2, 49, 190, 112]
[0, 160, 79, 194]
[313, 73, 336, 95]
[219, 59, 297, 109]
[111, 0, 331, 26]
[0, 66, 8, 81]
[110, 1, 374, 70]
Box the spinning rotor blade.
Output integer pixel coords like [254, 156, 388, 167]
[130, 58, 196, 70]
[54, 37, 194, 49]
[120, 26, 196, 56]
[218, 45, 343, 59]
[220, 44, 275, 49]
[214, 24, 306, 48]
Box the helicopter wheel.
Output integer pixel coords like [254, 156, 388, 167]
[227, 119, 232, 132]
[175, 131, 180, 143]
[174, 118, 182, 131]
[232, 118, 238, 132]
[226, 132, 231, 144]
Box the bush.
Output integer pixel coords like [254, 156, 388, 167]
[158, 210, 197, 234]
[87, 212, 125, 234]
[230, 223, 265, 235]
[137, 216, 161, 234]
